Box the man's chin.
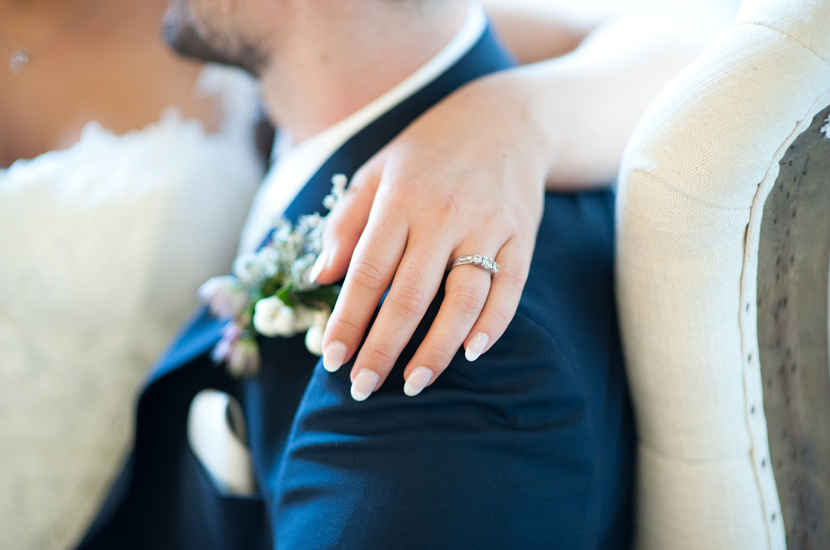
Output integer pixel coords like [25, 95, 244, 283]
[162, 15, 263, 76]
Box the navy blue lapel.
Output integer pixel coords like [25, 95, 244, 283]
[144, 307, 224, 384]
[146, 22, 516, 387]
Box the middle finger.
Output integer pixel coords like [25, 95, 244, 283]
[348, 232, 453, 400]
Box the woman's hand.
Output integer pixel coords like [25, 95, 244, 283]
[309, 13, 708, 401]
[310, 72, 555, 400]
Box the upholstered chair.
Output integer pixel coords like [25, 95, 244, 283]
[616, 0, 830, 548]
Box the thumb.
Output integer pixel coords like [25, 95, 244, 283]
[310, 159, 383, 285]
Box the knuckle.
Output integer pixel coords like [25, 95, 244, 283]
[326, 314, 364, 339]
[387, 173, 420, 192]
[350, 166, 371, 188]
[362, 345, 395, 365]
[351, 159, 381, 189]
[497, 268, 526, 293]
[421, 344, 453, 365]
[448, 284, 487, 315]
[434, 194, 459, 220]
[483, 305, 512, 328]
[386, 284, 428, 319]
[349, 261, 387, 293]
[422, 193, 460, 225]
[382, 182, 418, 211]
[349, 177, 374, 200]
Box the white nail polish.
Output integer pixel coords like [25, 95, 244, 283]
[323, 341, 347, 372]
[351, 369, 380, 401]
[308, 251, 328, 283]
[404, 367, 434, 397]
[465, 332, 490, 362]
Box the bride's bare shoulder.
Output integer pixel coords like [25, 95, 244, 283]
[0, 0, 218, 167]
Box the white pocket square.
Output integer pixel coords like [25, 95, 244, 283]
[187, 389, 256, 496]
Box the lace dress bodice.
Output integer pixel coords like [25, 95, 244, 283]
[0, 65, 264, 550]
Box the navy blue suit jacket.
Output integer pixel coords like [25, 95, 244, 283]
[78, 24, 633, 550]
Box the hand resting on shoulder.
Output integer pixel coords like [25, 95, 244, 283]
[312, 9, 709, 399]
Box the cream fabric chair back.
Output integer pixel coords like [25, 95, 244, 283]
[615, 0, 830, 548]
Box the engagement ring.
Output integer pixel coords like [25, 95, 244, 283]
[448, 255, 499, 276]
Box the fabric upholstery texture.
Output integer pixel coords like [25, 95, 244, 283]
[757, 104, 830, 547]
[615, 0, 830, 548]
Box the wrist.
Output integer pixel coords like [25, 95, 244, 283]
[478, 69, 562, 183]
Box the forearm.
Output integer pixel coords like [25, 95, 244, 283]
[480, 17, 710, 190]
[483, 1, 600, 64]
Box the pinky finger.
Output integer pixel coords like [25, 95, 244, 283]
[463, 236, 533, 361]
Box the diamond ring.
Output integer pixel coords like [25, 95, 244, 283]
[448, 255, 499, 276]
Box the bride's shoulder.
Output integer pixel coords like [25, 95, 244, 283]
[1, 63, 264, 198]
[0, 7, 262, 168]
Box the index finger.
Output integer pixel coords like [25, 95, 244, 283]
[319, 205, 407, 374]
[311, 160, 383, 286]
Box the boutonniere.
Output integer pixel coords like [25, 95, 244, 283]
[197, 175, 347, 376]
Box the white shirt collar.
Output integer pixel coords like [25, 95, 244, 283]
[238, 3, 486, 254]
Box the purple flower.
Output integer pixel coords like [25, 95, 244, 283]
[211, 322, 242, 364]
[198, 276, 249, 320]
[211, 323, 261, 377]
[227, 333, 260, 377]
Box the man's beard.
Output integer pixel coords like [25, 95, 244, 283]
[163, 4, 266, 76]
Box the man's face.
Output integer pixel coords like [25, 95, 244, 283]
[163, 0, 270, 75]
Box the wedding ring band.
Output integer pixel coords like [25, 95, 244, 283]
[448, 255, 499, 276]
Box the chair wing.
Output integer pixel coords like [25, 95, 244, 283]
[615, 0, 830, 548]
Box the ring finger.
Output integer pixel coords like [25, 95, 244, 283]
[401, 245, 500, 396]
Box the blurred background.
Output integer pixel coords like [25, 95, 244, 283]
[491, 0, 743, 36]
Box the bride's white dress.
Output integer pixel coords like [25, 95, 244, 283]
[0, 65, 264, 550]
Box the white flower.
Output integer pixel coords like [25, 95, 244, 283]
[305, 324, 324, 356]
[202, 175, 347, 376]
[296, 214, 324, 257]
[233, 250, 281, 289]
[254, 247, 281, 278]
[293, 304, 317, 332]
[232, 253, 267, 288]
[314, 309, 331, 327]
[252, 296, 298, 337]
[296, 212, 323, 234]
[304, 310, 330, 356]
[291, 253, 319, 291]
[270, 219, 292, 244]
[197, 276, 248, 319]
[323, 174, 348, 211]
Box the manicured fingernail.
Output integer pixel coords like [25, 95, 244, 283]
[308, 251, 328, 283]
[465, 332, 490, 362]
[323, 341, 347, 372]
[404, 366, 434, 397]
[351, 369, 380, 401]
